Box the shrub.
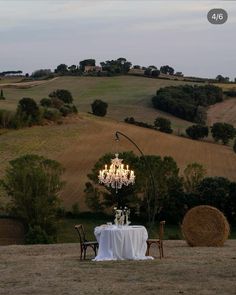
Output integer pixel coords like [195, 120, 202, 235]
[154, 117, 173, 133]
[49, 89, 73, 103]
[211, 122, 236, 144]
[234, 139, 236, 153]
[0, 109, 15, 128]
[51, 97, 64, 109]
[0, 89, 5, 100]
[91, 99, 108, 117]
[186, 125, 209, 140]
[59, 104, 77, 117]
[124, 117, 135, 124]
[183, 163, 206, 193]
[71, 203, 80, 217]
[17, 97, 41, 125]
[25, 225, 53, 244]
[40, 98, 52, 107]
[43, 108, 61, 121]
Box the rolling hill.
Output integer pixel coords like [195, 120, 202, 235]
[0, 76, 198, 132]
[0, 114, 235, 211]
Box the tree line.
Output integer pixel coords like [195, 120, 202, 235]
[85, 152, 236, 226]
[124, 116, 236, 152]
[0, 150, 235, 244]
[152, 85, 223, 123]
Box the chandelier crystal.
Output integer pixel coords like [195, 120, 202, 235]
[98, 154, 135, 192]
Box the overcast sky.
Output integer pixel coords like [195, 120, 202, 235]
[0, 0, 236, 79]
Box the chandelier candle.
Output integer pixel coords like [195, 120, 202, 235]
[98, 154, 135, 193]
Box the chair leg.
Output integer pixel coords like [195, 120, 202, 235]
[83, 246, 87, 260]
[161, 244, 164, 258]
[80, 245, 83, 260]
[158, 245, 162, 259]
[94, 245, 97, 256]
[146, 243, 150, 256]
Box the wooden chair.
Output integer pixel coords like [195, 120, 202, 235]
[74, 224, 98, 260]
[146, 221, 166, 259]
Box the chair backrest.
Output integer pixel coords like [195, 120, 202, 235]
[159, 221, 166, 241]
[75, 224, 86, 243]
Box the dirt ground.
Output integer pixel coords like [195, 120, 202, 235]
[0, 240, 236, 295]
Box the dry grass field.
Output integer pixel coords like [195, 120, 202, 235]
[1, 240, 236, 295]
[207, 98, 236, 127]
[0, 76, 236, 210]
[0, 114, 235, 210]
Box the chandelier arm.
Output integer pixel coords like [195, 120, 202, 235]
[115, 131, 157, 225]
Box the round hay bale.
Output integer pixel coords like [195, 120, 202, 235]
[181, 205, 230, 247]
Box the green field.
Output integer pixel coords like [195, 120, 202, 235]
[1, 76, 197, 131]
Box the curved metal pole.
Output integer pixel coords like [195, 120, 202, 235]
[115, 131, 157, 225]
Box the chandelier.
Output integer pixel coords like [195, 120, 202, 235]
[98, 154, 135, 192]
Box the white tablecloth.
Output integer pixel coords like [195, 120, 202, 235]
[93, 225, 153, 261]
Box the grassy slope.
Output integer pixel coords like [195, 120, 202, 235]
[1, 76, 236, 130]
[0, 76, 197, 131]
[0, 114, 235, 211]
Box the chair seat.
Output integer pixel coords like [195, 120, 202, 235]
[147, 239, 160, 243]
[83, 241, 98, 246]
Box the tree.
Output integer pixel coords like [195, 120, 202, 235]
[91, 99, 108, 117]
[87, 152, 184, 225]
[140, 155, 183, 225]
[151, 70, 160, 78]
[17, 97, 41, 124]
[234, 139, 236, 153]
[175, 72, 183, 77]
[183, 163, 206, 193]
[186, 125, 209, 140]
[154, 117, 173, 133]
[196, 177, 232, 219]
[87, 152, 141, 209]
[84, 182, 104, 212]
[31, 69, 52, 78]
[55, 64, 68, 74]
[100, 58, 132, 74]
[79, 59, 96, 71]
[0, 154, 64, 243]
[160, 65, 174, 75]
[40, 98, 52, 107]
[211, 122, 236, 144]
[0, 89, 5, 100]
[216, 75, 230, 83]
[49, 89, 73, 104]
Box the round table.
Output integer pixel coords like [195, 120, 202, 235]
[93, 225, 153, 261]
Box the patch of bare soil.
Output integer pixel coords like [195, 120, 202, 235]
[0, 77, 58, 89]
[207, 98, 236, 127]
[0, 240, 236, 295]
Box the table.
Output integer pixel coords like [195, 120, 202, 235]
[93, 225, 153, 261]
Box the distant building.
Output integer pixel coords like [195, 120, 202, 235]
[128, 68, 145, 75]
[84, 65, 102, 73]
